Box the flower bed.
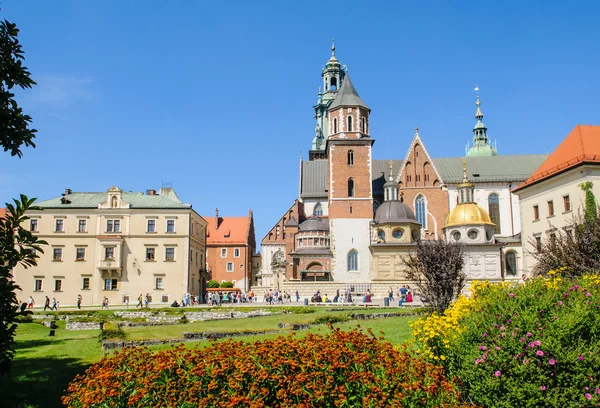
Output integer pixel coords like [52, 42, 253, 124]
[63, 328, 470, 407]
[412, 274, 600, 406]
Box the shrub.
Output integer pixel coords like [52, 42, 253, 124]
[219, 281, 234, 288]
[414, 274, 600, 407]
[63, 328, 470, 407]
[282, 306, 315, 314]
[98, 322, 127, 342]
[313, 314, 351, 325]
[207, 280, 220, 289]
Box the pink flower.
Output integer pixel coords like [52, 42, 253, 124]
[536, 350, 544, 357]
[495, 370, 501, 377]
[527, 332, 533, 337]
[500, 325, 506, 331]
[579, 355, 585, 361]
[479, 346, 487, 351]
[528, 342, 535, 348]
[482, 333, 488, 338]
[508, 293, 515, 297]
[540, 385, 546, 391]
[586, 292, 592, 297]
[596, 388, 600, 394]
[495, 346, 501, 351]
[548, 358, 555, 365]
[475, 359, 481, 365]
[535, 340, 541, 346]
[558, 301, 563, 305]
[520, 338, 525, 343]
[563, 293, 569, 298]
[585, 393, 592, 400]
[482, 353, 488, 360]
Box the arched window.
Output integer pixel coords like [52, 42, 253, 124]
[330, 77, 337, 90]
[415, 194, 427, 229]
[348, 178, 355, 197]
[313, 202, 323, 216]
[111, 196, 118, 208]
[361, 117, 366, 132]
[488, 193, 501, 234]
[333, 118, 338, 133]
[505, 251, 517, 277]
[347, 150, 354, 165]
[347, 250, 358, 271]
[347, 116, 353, 131]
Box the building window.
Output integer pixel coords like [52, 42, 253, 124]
[221, 248, 227, 258]
[361, 117, 366, 132]
[533, 205, 540, 221]
[166, 219, 175, 232]
[155, 277, 163, 290]
[78, 219, 87, 232]
[53, 248, 62, 261]
[505, 251, 517, 276]
[333, 118, 338, 133]
[313, 202, 323, 216]
[147, 219, 156, 232]
[347, 250, 358, 271]
[165, 247, 175, 261]
[161, 295, 169, 303]
[82, 277, 90, 290]
[30, 219, 38, 232]
[415, 195, 427, 229]
[146, 247, 155, 261]
[107, 220, 120, 232]
[76, 247, 85, 261]
[347, 116, 353, 131]
[348, 150, 354, 166]
[348, 178, 355, 197]
[55, 219, 64, 232]
[562, 195, 571, 212]
[535, 236, 542, 252]
[54, 279, 62, 292]
[234, 248, 240, 258]
[105, 247, 114, 260]
[488, 193, 501, 235]
[34, 279, 42, 291]
[104, 278, 118, 291]
[548, 200, 554, 217]
[226, 262, 234, 272]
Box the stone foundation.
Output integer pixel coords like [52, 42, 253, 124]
[66, 321, 102, 331]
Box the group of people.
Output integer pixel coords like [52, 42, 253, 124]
[264, 289, 297, 304]
[391, 286, 413, 306]
[311, 289, 356, 303]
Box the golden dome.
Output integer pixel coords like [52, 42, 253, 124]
[444, 203, 495, 228]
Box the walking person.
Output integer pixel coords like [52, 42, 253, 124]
[137, 294, 143, 308]
[28, 296, 34, 310]
[388, 287, 394, 302]
[295, 290, 300, 302]
[144, 293, 150, 308]
[77, 294, 82, 310]
[44, 296, 50, 311]
[51, 297, 58, 311]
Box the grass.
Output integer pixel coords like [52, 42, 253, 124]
[2, 307, 419, 408]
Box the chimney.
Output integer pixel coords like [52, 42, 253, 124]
[146, 189, 156, 196]
[64, 188, 72, 196]
[215, 208, 220, 230]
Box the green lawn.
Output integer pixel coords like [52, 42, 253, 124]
[2, 308, 418, 408]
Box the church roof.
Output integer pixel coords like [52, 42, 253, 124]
[328, 73, 369, 110]
[299, 217, 329, 232]
[514, 125, 600, 192]
[374, 201, 417, 224]
[205, 216, 251, 245]
[300, 155, 548, 199]
[35, 188, 191, 209]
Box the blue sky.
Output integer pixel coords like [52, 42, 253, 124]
[1, 0, 599, 247]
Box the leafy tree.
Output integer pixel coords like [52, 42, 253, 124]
[220, 281, 234, 289]
[207, 280, 220, 289]
[579, 181, 597, 222]
[403, 240, 466, 314]
[1, 20, 37, 157]
[0, 19, 42, 375]
[0, 197, 46, 374]
[531, 209, 600, 278]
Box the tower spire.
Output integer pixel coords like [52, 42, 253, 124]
[331, 39, 335, 57]
[466, 85, 498, 157]
[384, 160, 399, 201]
[457, 157, 475, 204]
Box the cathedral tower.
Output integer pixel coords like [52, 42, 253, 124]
[310, 41, 346, 160]
[326, 73, 373, 282]
[467, 88, 498, 157]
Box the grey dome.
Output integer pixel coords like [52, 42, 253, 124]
[374, 201, 417, 224]
[299, 218, 329, 232]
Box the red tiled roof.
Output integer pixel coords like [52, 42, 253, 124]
[0, 208, 6, 219]
[514, 125, 600, 192]
[205, 216, 250, 245]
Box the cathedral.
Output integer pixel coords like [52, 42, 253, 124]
[257, 44, 547, 296]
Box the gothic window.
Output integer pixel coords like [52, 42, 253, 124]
[505, 251, 517, 277]
[111, 196, 118, 208]
[313, 202, 323, 217]
[347, 116, 353, 131]
[348, 150, 354, 166]
[488, 193, 501, 234]
[333, 118, 338, 133]
[348, 178, 355, 198]
[415, 194, 427, 229]
[347, 250, 358, 271]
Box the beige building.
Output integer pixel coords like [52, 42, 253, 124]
[514, 125, 600, 275]
[14, 186, 208, 307]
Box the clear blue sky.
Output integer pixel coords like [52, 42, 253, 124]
[1, 0, 599, 248]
